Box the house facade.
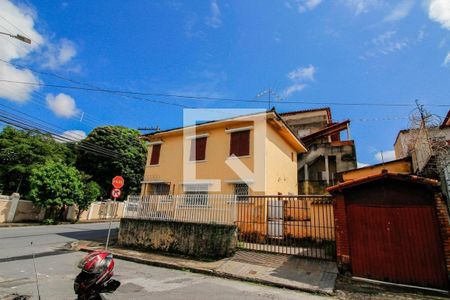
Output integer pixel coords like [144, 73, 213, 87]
[140, 110, 307, 196]
[280, 108, 357, 194]
[394, 110, 450, 199]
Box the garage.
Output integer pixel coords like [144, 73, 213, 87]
[329, 172, 450, 290]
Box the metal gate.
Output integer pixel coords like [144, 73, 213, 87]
[236, 195, 335, 260]
[347, 203, 448, 289]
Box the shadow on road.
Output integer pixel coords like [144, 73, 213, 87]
[56, 228, 118, 242]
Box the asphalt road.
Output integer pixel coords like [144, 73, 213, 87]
[0, 223, 327, 300]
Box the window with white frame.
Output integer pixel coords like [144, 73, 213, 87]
[183, 183, 209, 206]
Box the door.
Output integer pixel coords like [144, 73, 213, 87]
[268, 200, 283, 238]
[347, 204, 448, 290]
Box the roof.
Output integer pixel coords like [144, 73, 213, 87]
[141, 109, 307, 152]
[339, 157, 411, 175]
[279, 107, 332, 124]
[327, 171, 439, 193]
[301, 120, 350, 146]
[440, 110, 450, 129]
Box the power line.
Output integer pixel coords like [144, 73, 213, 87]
[1, 60, 450, 108]
[1, 78, 449, 108]
[0, 106, 121, 159]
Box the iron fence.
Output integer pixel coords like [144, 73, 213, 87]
[124, 194, 237, 225]
[235, 195, 335, 260]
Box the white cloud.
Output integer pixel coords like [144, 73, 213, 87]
[0, 0, 43, 102]
[205, 0, 222, 28]
[444, 52, 450, 66]
[361, 31, 409, 59]
[384, 0, 414, 22]
[342, 0, 382, 15]
[287, 65, 316, 82]
[0, 1, 78, 103]
[46, 93, 79, 118]
[374, 150, 396, 162]
[41, 38, 77, 70]
[60, 130, 86, 142]
[285, 0, 322, 13]
[428, 0, 450, 30]
[54, 130, 86, 143]
[282, 65, 316, 97]
[357, 162, 370, 168]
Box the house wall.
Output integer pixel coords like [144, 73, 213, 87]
[265, 124, 298, 195]
[281, 110, 330, 138]
[143, 120, 299, 196]
[341, 159, 412, 181]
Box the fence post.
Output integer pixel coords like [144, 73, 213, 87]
[6, 193, 20, 223]
[87, 202, 95, 220]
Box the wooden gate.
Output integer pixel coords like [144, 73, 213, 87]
[347, 201, 448, 289]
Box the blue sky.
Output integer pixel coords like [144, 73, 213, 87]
[0, 0, 449, 166]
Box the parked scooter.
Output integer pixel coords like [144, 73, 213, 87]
[74, 250, 120, 300]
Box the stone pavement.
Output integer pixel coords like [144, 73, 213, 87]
[74, 241, 338, 295]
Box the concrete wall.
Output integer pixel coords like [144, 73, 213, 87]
[13, 200, 44, 222]
[0, 198, 11, 223]
[0, 194, 125, 223]
[118, 218, 238, 259]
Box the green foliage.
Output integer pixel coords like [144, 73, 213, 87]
[0, 126, 75, 195]
[29, 161, 84, 213]
[80, 181, 101, 211]
[76, 126, 146, 198]
[42, 218, 56, 225]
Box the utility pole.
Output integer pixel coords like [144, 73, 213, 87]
[0, 32, 31, 44]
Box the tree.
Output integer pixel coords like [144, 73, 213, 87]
[76, 181, 101, 221]
[0, 126, 75, 195]
[76, 126, 147, 198]
[29, 161, 84, 221]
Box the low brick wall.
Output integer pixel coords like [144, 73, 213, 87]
[118, 218, 237, 259]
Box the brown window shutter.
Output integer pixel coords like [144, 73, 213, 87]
[190, 137, 207, 161]
[150, 144, 161, 165]
[196, 137, 207, 160]
[230, 130, 250, 156]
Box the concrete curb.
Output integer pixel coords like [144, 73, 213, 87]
[78, 246, 332, 296]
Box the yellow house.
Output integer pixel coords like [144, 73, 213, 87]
[140, 110, 307, 196]
[339, 157, 412, 182]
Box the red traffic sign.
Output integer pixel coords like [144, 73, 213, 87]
[112, 176, 124, 189]
[111, 188, 121, 199]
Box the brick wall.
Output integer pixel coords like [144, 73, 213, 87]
[435, 193, 450, 281]
[333, 192, 351, 272]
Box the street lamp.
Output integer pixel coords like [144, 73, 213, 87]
[0, 32, 31, 44]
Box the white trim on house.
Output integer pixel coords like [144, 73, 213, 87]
[147, 141, 164, 146]
[141, 180, 169, 184]
[224, 126, 254, 133]
[182, 180, 214, 185]
[185, 133, 209, 140]
[224, 179, 254, 184]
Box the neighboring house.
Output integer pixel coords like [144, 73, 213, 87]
[394, 110, 450, 199]
[339, 157, 412, 182]
[280, 108, 357, 194]
[140, 110, 307, 196]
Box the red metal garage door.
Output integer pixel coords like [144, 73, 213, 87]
[347, 204, 448, 290]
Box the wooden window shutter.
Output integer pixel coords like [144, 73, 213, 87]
[190, 137, 207, 161]
[150, 144, 161, 165]
[230, 130, 250, 156]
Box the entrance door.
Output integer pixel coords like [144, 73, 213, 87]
[347, 204, 448, 289]
[268, 200, 283, 238]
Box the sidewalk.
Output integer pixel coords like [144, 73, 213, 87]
[72, 241, 338, 295]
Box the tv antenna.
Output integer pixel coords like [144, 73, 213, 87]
[256, 88, 283, 110]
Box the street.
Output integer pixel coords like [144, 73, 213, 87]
[0, 223, 327, 299]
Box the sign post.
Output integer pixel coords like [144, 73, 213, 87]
[105, 176, 124, 250]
